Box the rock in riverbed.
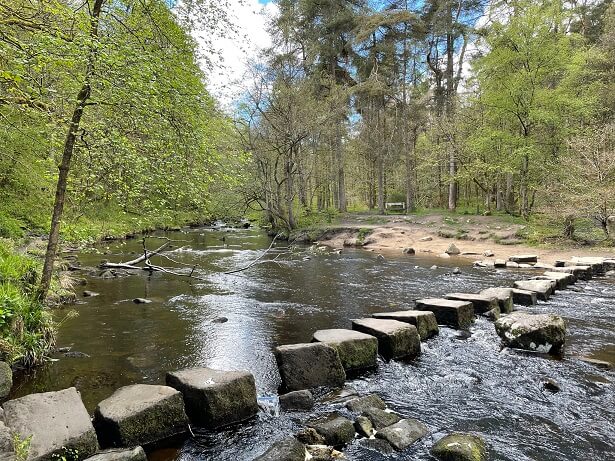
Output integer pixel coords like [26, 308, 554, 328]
[415, 298, 474, 329]
[85, 447, 147, 461]
[166, 367, 258, 428]
[372, 310, 439, 340]
[513, 280, 555, 301]
[345, 394, 386, 413]
[312, 329, 378, 373]
[94, 384, 189, 448]
[431, 433, 487, 461]
[306, 413, 355, 447]
[0, 362, 12, 399]
[3, 387, 98, 460]
[351, 318, 420, 360]
[509, 254, 538, 263]
[274, 343, 346, 392]
[279, 390, 314, 411]
[362, 407, 401, 430]
[375, 418, 429, 451]
[445, 243, 461, 255]
[444, 293, 498, 315]
[479, 288, 514, 314]
[511, 288, 537, 306]
[495, 312, 566, 354]
[254, 437, 306, 461]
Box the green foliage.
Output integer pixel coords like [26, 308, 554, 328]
[13, 434, 32, 461]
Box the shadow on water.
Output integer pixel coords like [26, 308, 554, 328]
[10, 228, 615, 460]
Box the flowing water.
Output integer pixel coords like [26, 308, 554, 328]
[11, 227, 615, 461]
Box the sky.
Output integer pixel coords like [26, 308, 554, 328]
[195, 0, 278, 111]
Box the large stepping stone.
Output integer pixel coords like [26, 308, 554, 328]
[85, 447, 147, 461]
[479, 288, 514, 314]
[375, 419, 429, 451]
[166, 367, 258, 428]
[533, 271, 575, 290]
[3, 387, 98, 461]
[431, 432, 487, 461]
[511, 288, 537, 306]
[351, 318, 420, 359]
[509, 254, 538, 263]
[444, 293, 498, 315]
[254, 437, 306, 461]
[513, 280, 555, 301]
[551, 265, 592, 280]
[274, 343, 346, 392]
[414, 298, 474, 329]
[570, 257, 605, 274]
[372, 310, 439, 340]
[495, 312, 566, 354]
[306, 413, 355, 446]
[312, 329, 378, 373]
[93, 384, 189, 448]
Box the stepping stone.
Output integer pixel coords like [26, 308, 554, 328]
[3, 387, 98, 461]
[512, 288, 537, 306]
[351, 318, 420, 360]
[274, 343, 346, 392]
[279, 390, 314, 411]
[166, 367, 258, 428]
[495, 312, 566, 354]
[254, 437, 306, 461]
[494, 259, 506, 268]
[604, 259, 615, 271]
[431, 432, 487, 461]
[533, 271, 575, 290]
[312, 329, 378, 373]
[414, 298, 474, 329]
[551, 265, 592, 280]
[506, 261, 519, 268]
[509, 254, 538, 263]
[479, 288, 514, 314]
[85, 447, 147, 461]
[362, 407, 401, 429]
[306, 413, 355, 446]
[375, 419, 429, 451]
[372, 310, 439, 340]
[444, 293, 498, 315]
[346, 394, 386, 413]
[513, 280, 555, 301]
[533, 262, 555, 270]
[93, 384, 189, 448]
[570, 257, 605, 274]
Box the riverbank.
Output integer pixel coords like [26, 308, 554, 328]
[296, 212, 615, 265]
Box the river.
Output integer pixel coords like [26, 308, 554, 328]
[11, 227, 615, 460]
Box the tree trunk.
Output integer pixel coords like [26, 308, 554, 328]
[37, 0, 104, 301]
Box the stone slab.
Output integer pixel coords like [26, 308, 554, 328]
[512, 288, 537, 306]
[351, 318, 420, 359]
[444, 293, 498, 314]
[371, 310, 439, 339]
[479, 288, 514, 314]
[414, 298, 474, 329]
[312, 329, 378, 372]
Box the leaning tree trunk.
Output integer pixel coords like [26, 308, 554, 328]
[37, 0, 104, 301]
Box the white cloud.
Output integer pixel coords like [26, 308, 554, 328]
[192, 0, 278, 112]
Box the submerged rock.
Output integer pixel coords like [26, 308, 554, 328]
[279, 390, 314, 411]
[274, 343, 346, 392]
[351, 318, 420, 360]
[254, 437, 306, 461]
[306, 413, 355, 447]
[3, 387, 98, 460]
[166, 367, 258, 428]
[345, 394, 386, 413]
[362, 407, 401, 430]
[495, 312, 566, 354]
[542, 378, 560, 393]
[431, 432, 487, 461]
[312, 329, 378, 373]
[375, 418, 429, 451]
[94, 384, 189, 448]
[85, 447, 147, 461]
[0, 362, 12, 399]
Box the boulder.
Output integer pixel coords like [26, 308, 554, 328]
[431, 433, 487, 461]
[511, 288, 537, 306]
[354, 416, 374, 437]
[274, 343, 346, 392]
[254, 437, 306, 461]
[312, 329, 378, 373]
[0, 362, 12, 399]
[513, 280, 555, 301]
[306, 445, 347, 461]
[362, 407, 401, 430]
[166, 367, 258, 428]
[444, 293, 498, 315]
[0, 421, 12, 453]
[479, 288, 514, 314]
[358, 438, 396, 455]
[402, 247, 415, 255]
[279, 390, 314, 411]
[85, 447, 147, 461]
[93, 384, 189, 448]
[445, 243, 461, 255]
[509, 254, 538, 263]
[306, 413, 355, 447]
[296, 427, 325, 445]
[346, 394, 386, 413]
[375, 419, 429, 451]
[552, 265, 592, 280]
[351, 318, 420, 360]
[3, 387, 98, 461]
[372, 310, 439, 340]
[495, 312, 566, 354]
[533, 271, 575, 290]
[415, 298, 474, 329]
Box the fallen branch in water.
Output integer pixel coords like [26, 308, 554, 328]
[223, 233, 282, 275]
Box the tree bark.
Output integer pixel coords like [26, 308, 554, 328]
[37, 0, 104, 301]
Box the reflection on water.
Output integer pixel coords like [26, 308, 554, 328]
[10, 228, 615, 460]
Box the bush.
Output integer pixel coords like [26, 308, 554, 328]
[0, 214, 25, 239]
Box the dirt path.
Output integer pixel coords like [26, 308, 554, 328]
[315, 213, 615, 264]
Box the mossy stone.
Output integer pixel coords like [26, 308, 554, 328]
[431, 433, 487, 461]
[0, 362, 12, 399]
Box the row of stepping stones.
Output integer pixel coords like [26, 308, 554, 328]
[256, 393, 487, 461]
